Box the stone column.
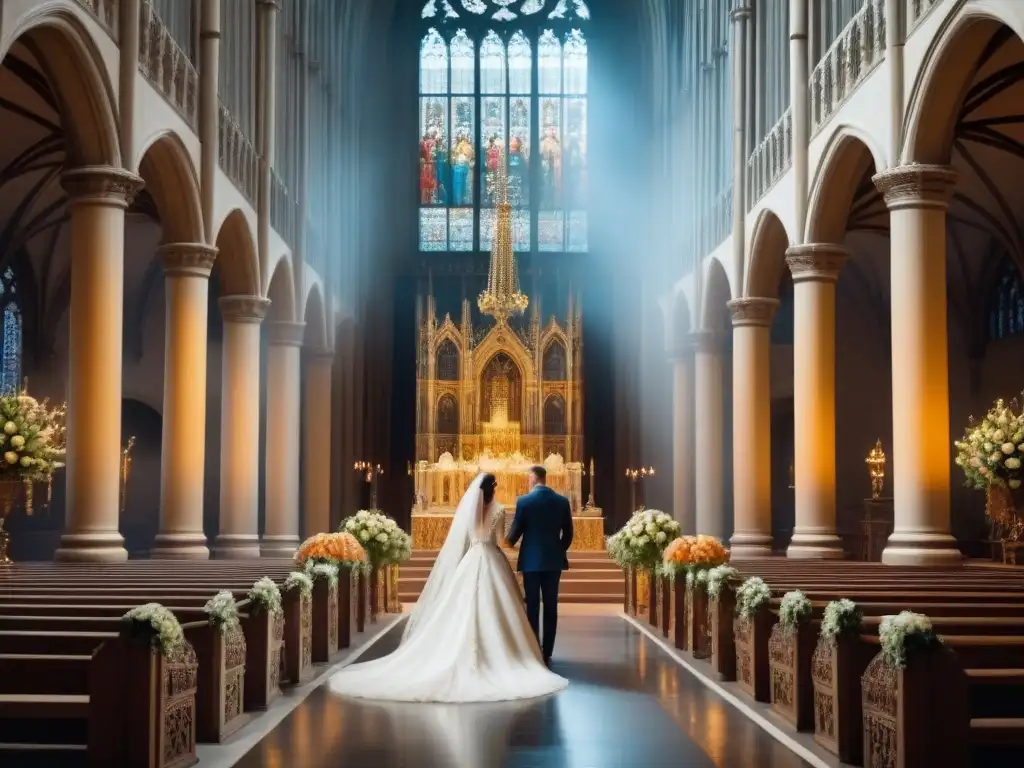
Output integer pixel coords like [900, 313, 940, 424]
[214, 296, 270, 558]
[118, 0, 140, 165]
[256, 0, 280, 279]
[786, 245, 847, 558]
[152, 244, 218, 559]
[262, 321, 305, 557]
[730, 3, 752, 282]
[790, 0, 809, 238]
[303, 348, 333, 538]
[199, 0, 221, 243]
[693, 331, 727, 539]
[55, 166, 144, 562]
[671, 350, 695, 533]
[873, 164, 962, 566]
[728, 298, 779, 557]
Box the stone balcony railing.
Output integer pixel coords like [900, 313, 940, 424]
[811, 0, 887, 136]
[747, 107, 793, 210]
[139, 1, 199, 129]
[218, 103, 260, 205]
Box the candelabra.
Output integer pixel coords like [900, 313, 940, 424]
[625, 466, 655, 512]
[355, 461, 383, 509]
[865, 440, 886, 500]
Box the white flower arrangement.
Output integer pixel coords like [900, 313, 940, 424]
[283, 570, 313, 598]
[778, 590, 812, 631]
[820, 599, 863, 642]
[341, 509, 413, 567]
[735, 576, 772, 619]
[203, 590, 240, 632]
[685, 567, 709, 591]
[879, 611, 941, 668]
[122, 602, 184, 655]
[706, 565, 739, 602]
[610, 509, 681, 569]
[954, 398, 1024, 491]
[248, 577, 283, 616]
[307, 561, 340, 586]
[0, 391, 66, 481]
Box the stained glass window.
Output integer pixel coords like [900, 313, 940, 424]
[988, 261, 1024, 342]
[0, 267, 22, 394]
[418, 1, 589, 253]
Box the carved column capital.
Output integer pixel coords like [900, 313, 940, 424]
[730, 6, 752, 22]
[267, 321, 306, 347]
[785, 244, 849, 284]
[159, 243, 218, 278]
[256, 0, 281, 9]
[872, 164, 959, 212]
[728, 297, 780, 328]
[219, 295, 271, 324]
[61, 166, 145, 208]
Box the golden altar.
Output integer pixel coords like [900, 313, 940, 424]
[411, 153, 604, 549]
[411, 511, 605, 552]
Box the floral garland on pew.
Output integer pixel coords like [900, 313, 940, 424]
[878, 611, 942, 668]
[777, 590, 812, 633]
[735, 577, 772, 619]
[607, 510, 680, 571]
[659, 535, 731, 593]
[203, 590, 241, 632]
[122, 603, 184, 656]
[248, 577, 284, 616]
[283, 570, 314, 599]
[819, 598, 863, 644]
[705, 564, 739, 602]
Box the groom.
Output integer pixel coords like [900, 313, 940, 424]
[506, 465, 574, 666]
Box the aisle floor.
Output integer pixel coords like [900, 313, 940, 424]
[234, 609, 811, 768]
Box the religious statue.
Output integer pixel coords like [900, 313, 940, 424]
[432, 135, 449, 204]
[508, 134, 528, 204]
[484, 136, 503, 204]
[451, 133, 475, 205]
[540, 126, 562, 208]
[420, 129, 437, 204]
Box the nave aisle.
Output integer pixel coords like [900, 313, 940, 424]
[235, 607, 810, 767]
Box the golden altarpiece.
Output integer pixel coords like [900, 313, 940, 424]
[411, 157, 603, 550]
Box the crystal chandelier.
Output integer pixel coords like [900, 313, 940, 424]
[478, 150, 529, 323]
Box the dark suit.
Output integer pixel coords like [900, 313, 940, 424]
[506, 485, 574, 660]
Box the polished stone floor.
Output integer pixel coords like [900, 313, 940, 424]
[235, 611, 811, 768]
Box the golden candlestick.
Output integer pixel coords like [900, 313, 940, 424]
[120, 436, 136, 515]
[865, 439, 886, 500]
[625, 466, 655, 512]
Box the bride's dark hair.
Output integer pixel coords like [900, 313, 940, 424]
[480, 473, 497, 504]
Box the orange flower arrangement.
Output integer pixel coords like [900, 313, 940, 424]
[689, 535, 729, 568]
[296, 532, 367, 567]
[663, 535, 695, 566]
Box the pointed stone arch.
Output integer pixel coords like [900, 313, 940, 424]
[212, 209, 260, 297]
[135, 131, 204, 245]
[806, 127, 886, 245]
[2, 7, 121, 168]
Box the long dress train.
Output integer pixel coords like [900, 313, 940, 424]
[328, 477, 567, 703]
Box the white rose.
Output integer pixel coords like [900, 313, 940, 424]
[19, 456, 32, 467]
[1011, 479, 1022, 489]
[1003, 443, 1016, 455]
[631, 524, 643, 535]
[984, 442, 994, 453]
[359, 530, 370, 541]
[9, 435, 24, 449]
[637, 535, 649, 546]
[376, 533, 388, 543]
[655, 531, 667, 544]
[970, 456, 982, 468]
[2, 422, 15, 436]
[991, 452, 1003, 463]
[645, 523, 658, 535]
[1013, 432, 1023, 444]
[345, 520, 357, 531]
[994, 430, 1007, 442]
[3, 452, 16, 464]
[1006, 458, 1021, 470]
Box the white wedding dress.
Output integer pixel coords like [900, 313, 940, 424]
[328, 474, 567, 703]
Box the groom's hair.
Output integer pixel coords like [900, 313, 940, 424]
[530, 465, 547, 483]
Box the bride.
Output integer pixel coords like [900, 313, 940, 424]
[328, 473, 567, 703]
